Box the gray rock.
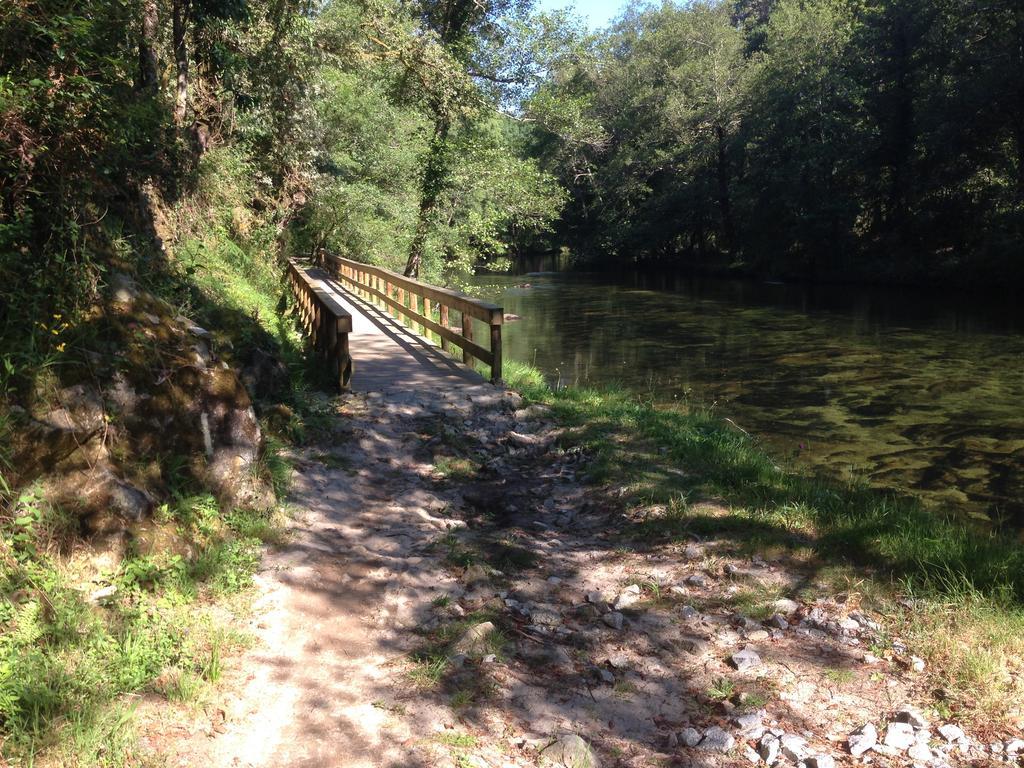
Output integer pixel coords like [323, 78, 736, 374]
[602, 612, 624, 630]
[665, 731, 678, 749]
[698, 726, 735, 753]
[730, 646, 762, 672]
[884, 722, 916, 751]
[453, 621, 496, 656]
[540, 734, 599, 768]
[769, 614, 789, 630]
[848, 724, 878, 757]
[938, 724, 965, 743]
[686, 574, 708, 588]
[733, 710, 766, 738]
[680, 727, 702, 747]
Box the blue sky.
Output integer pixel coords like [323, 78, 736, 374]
[535, 0, 627, 29]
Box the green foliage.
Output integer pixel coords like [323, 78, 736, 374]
[0, 489, 274, 762]
[532, 0, 1024, 286]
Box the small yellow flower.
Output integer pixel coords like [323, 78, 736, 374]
[56, 343, 66, 352]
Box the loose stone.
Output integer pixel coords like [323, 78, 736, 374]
[806, 755, 836, 768]
[780, 734, 807, 762]
[759, 734, 781, 765]
[938, 724, 965, 743]
[884, 722, 916, 751]
[680, 727, 702, 748]
[730, 646, 763, 672]
[698, 726, 735, 753]
[848, 724, 878, 757]
[686, 574, 708, 588]
[602, 611, 624, 630]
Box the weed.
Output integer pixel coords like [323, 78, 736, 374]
[824, 668, 856, 686]
[707, 677, 735, 700]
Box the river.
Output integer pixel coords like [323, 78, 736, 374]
[468, 271, 1024, 527]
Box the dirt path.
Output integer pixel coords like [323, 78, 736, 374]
[141, 387, 1006, 768]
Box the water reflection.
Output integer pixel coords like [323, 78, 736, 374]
[469, 272, 1024, 526]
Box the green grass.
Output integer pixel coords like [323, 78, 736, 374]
[502, 360, 1024, 725]
[0, 486, 278, 764]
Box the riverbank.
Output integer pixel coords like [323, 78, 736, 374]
[501, 361, 1024, 728]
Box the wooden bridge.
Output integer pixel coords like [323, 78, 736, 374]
[288, 253, 504, 393]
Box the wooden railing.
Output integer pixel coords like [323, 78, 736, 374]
[288, 259, 353, 390]
[318, 251, 504, 384]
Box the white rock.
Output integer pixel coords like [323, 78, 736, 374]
[910, 655, 926, 672]
[938, 724, 965, 743]
[806, 756, 836, 768]
[780, 734, 807, 762]
[614, 586, 642, 610]
[759, 734, 781, 765]
[743, 745, 762, 764]
[1007, 739, 1024, 755]
[884, 722, 916, 751]
[848, 724, 878, 757]
[908, 743, 932, 761]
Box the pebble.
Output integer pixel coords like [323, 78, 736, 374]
[806, 755, 835, 768]
[602, 612, 624, 630]
[686, 574, 708, 588]
[848, 723, 878, 757]
[910, 655, 926, 672]
[730, 646, 762, 672]
[768, 614, 789, 630]
[678, 605, 700, 620]
[884, 722, 916, 750]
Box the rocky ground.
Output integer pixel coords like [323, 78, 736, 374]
[139, 386, 1021, 768]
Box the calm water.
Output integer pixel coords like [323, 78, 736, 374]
[468, 272, 1024, 525]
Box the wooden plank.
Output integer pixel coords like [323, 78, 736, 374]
[461, 312, 473, 366]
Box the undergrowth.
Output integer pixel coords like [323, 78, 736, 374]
[0, 486, 283, 764]
[503, 359, 1024, 726]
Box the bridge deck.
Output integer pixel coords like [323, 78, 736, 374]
[309, 268, 487, 394]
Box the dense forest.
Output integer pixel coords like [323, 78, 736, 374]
[535, 0, 1024, 284]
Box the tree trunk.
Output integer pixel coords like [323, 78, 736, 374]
[172, 0, 190, 127]
[715, 125, 736, 253]
[138, 0, 159, 93]
[404, 115, 451, 278]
